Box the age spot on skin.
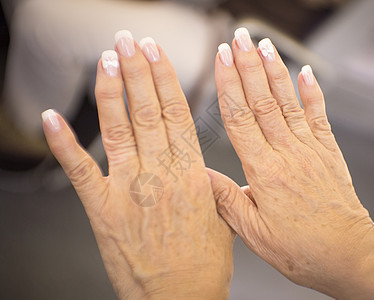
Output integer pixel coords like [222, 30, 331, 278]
[286, 260, 295, 272]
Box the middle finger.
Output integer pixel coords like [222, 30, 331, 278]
[115, 30, 169, 170]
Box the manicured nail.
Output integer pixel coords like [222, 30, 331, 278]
[301, 65, 314, 86]
[218, 43, 233, 67]
[139, 37, 160, 63]
[259, 38, 275, 62]
[101, 50, 119, 77]
[42, 109, 61, 132]
[115, 30, 135, 57]
[235, 27, 252, 52]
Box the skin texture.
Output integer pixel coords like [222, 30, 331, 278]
[42, 37, 234, 299]
[209, 31, 374, 299]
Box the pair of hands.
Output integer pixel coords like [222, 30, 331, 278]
[42, 28, 374, 299]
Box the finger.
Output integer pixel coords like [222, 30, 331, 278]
[96, 50, 138, 175]
[206, 168, 259, 244]
[42, 110, 106, 213]
[298, 65, 338, 151]
[215, 43, 274, 167]
[232, 28, 294, 147]
[115, 30, 169, 169]
[257, 38, 315, 142]
[139, 37, 204, 165]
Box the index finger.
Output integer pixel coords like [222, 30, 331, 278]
[139, 38, 204, 165]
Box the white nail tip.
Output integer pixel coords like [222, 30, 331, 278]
[102, 50, 119, 69]
[42, 109, 60, 131]
[218, 43, 231, 52]
[235, 27, 249, 38]
[139, 37, 156, 49]
[259, 38, 275, 61]
[218, 43, 233, 67]
[235, 27, 252, 52]
[301, 65, 314, 86]
[114, 30, 134, 43]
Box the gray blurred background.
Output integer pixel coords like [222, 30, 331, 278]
[0, 0, 373, 299]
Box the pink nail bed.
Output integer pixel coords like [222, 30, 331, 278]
[115, 30, 135, 58]
[139, 37, 160, 63]
[42, 109, 61, 132]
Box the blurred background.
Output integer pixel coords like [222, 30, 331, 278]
[0, 0, 373, 299]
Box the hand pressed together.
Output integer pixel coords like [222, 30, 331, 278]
[42, 27, 374, 300]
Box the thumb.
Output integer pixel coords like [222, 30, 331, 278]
[206, 168, 258, 240]
[42, 109, 106, 212]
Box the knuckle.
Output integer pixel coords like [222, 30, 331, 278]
[304, 91, 324, 105]
[133, 104, 162, 128]
[103, 124, 136, 153]
[162, 102, 190, 124]
[218, 76, 240, 91]
[309, 115, 331, 132]
[95, 86, 123, 100]
[281, 102, 304, 115]
[236, 56, 264, 75]
[272, 70, 290, 84]
[223, 106, 257, 130]
[152, 66, 176, 86]
[67, 158, 96, 188]
[125, 62, 150, 82]
[252, 96, 280, 117]
[281, 102, 306, 125]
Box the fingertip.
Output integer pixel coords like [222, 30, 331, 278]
[42, 109, 62, 134]
[41, 110, 75, 152]
[100, 50, 120, 77]
[218, 42, 233, 67]
[139, 37, 160, 63]
[301, 65, 314, 86]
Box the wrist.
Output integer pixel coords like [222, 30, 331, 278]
[143, 269, 231, 300]
[326, 224, 374, 300]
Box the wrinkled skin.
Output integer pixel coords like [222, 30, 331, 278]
[209, 31, 374, 299]
[43, 36, 234, 299]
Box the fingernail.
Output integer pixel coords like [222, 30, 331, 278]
[42, 109, 61, 132]
[101, 50, 119, 77]
[139, 37, 160, 63]
[235, 27, 252, 52]
[301, 65, 314, 86]
[259, 38, 275, 62]
[218, 43, 233, 67]
[115, 30, 135, 57]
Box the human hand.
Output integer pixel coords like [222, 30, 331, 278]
[209, 28, 374, 299]
[42, 31, 234, 299]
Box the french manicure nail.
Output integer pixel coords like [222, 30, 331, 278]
[235, 27, 252, 52]
[42, 109, 61, 132]
[139, 37, 160, 63]
[259, 38, 275, 62]
[102, 50, 119, 77]
[301, 65, 314, 86]
[218, 43, 233, 67]
[115, 30, 135, 57]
